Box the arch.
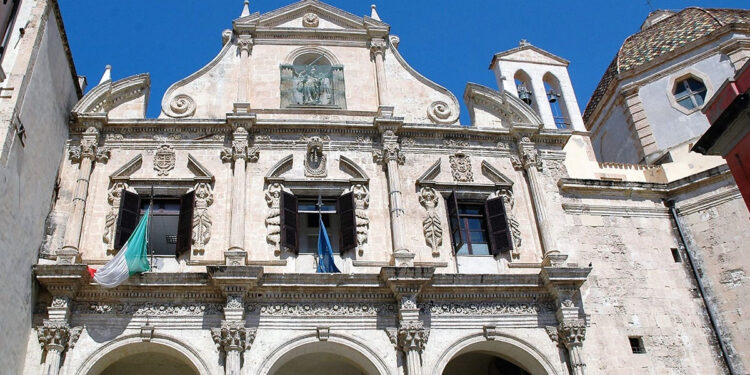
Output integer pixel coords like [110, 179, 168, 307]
[75, 333, 212, 375]
[265, 154, 294, 179]
[542, 72, 571, 129]
[257, 333, 392, 375]
[339, 155, 369, 180]
[432, 332, 559, 375]
[284, 46, 341, 66]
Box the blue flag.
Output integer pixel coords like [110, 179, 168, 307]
[317, 215, 341, 273]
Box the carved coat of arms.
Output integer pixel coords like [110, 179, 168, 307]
[154, 144, 175, 176]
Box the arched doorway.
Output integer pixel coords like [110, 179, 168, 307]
[78, 338, 209, 375]
[261, 336, 390, 375]
[443, 351, 530, 375]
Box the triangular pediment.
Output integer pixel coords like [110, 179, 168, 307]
[236, 0, 386, 31]
[491, 45, 569, 67]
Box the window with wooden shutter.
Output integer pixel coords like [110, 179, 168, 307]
[337, 192, 356, 253]
[485, 196, 513, 255]
[175, 191, 195, 258]
[280, 191, 299, 253]
[445, 191, 464, 253]
[114, 190, 141, 251]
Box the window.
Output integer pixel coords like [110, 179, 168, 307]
[673, 77, 707, 111]
[670, 248, 682, 263]
[114, 190, 195, 258]
[279, 191, 357, 254]
[543, 73, 570, 129]
[629, 337, 646, 354]
[446, 193, 513, 256]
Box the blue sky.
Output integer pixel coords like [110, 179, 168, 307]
[58, 0, 749, 122]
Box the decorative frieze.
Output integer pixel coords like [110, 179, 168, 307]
[420, 301, 554, 316]
[72, 302, 224, 316]
[192, 182, 214, 255]
[419, 187, 442, 256]
[247, 302, 397, 317]
[449, 152, 474, 182]
[153, 144, 175, 176]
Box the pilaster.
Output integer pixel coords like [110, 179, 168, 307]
[370, 37, 389, 107]
[621, 86, 656, 163]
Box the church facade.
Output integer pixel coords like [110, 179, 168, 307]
[24, 1, 750, 375]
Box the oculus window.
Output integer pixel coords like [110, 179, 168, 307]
[673, 76, 707, 111]
[114, 190, 195, 257]
[446, 192, 513, 256]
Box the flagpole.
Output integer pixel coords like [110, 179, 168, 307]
[316, 194, 322, 272]
[149, 185, 154, 271]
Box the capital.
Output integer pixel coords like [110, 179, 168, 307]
[237, 36, 254, 55]
[221, 131, 259, 163]
[37, 320, 81, 353]
[369, 38, 387, 58]
[558, 320, 586, 348]
[211, 320, 256, 353]
[396, 321, 429, 353]
[373, 130, 405, 165]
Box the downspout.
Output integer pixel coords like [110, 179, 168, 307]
[666, 200, 737, 375]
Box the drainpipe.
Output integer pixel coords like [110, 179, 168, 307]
[666, 200, 737, 375]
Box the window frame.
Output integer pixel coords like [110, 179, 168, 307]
[454, 201, 491, 256]
[667, 71, 713, 115]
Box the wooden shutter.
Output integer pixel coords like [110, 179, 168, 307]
[485, 196, 513, 255]
[280, 191, 299, 253]
[114, 190, 141, 251]
[176, 191, 195, 258]
[338, 192, 357, 253]
[445, 191, 463, 253]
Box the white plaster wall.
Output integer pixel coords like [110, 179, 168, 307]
[590, 101, 643, 164]
[0, 5, 79, 375]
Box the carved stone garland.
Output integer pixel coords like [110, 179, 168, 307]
[304, 136, 327, 177]
[351, 184, 370, 255]
[449, 152, 473, 182]
[192, 182, 214, 255]
[265, 183, 283, 253]
[419, 187, 442, 257]
[103, 182, 129, 254]
[154, 144, 175, 176]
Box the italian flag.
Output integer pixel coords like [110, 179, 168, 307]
[88, 206, 151, 288]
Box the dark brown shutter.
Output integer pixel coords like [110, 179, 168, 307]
[176, 191, 195, 258]
[114, 190, 141, 251]
[338, 192, 357, 253]
[280, 191, 299, 253]
[445, 191, 463, 253]
[485, 196, 513, 255]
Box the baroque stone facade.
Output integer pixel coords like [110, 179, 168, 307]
[17, 2, 750, 375]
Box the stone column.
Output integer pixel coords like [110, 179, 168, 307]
[37, 320, 81, 375]
[370, 38, 389, 107]
[234, 36, 254, 113]
[59, 126, 110, 264]
[221, 125, 259, 264]
[512, 137, 557, 257]
[396, 320, 429, 375]
[212, 320, 256, 375]
[557, 320, 587, 375]
[374, 124, 413, 266]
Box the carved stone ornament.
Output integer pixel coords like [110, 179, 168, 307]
[449, 153, 474, 182]
[370, 38, 387, 58]
[351, 184, 370, 255]
[167, 94, 197, 118]
[103, 182, 129, 253]
[419, 187, 442, 256]
[427, 101, 456, 124]
[221, 129, 259, 163]
[302, 12, 319, 28]
[211, 320, 256, 353]
[69, 140, 110, 164]
[558, 320, 586, 348]
[265, 183, 283, 250]
[37, 320, 82, 353]
[396, 321, 429, 353]
[304, 136, 327, 177]
[192, 183, 214, 255]
[154, 144, 175, 176]
[373, 130, 405, 165]
[514, 137, 542, 171]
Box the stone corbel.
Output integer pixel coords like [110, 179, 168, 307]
[540, 266, 591, 323]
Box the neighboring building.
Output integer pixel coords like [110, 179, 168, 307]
[0, 0, 82, 374]
[584, 8, 750, 165]
[694, 59, 750, 211]
[21, 2, 750, 375]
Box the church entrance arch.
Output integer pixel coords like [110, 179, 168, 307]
[259, 335, 390, 375]
[77, 336, 210, 375]
[432, 334, 558, 375]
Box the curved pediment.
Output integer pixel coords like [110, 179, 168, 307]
[464, 83, 543, 129]
[72, 74, 150, 118]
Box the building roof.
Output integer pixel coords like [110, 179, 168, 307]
[583, 7, 750, 125]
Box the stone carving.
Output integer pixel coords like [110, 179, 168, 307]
[373, 130, 405, 165]
[513, 137, 542, 171]
[316, 326, 330, 341]
[293, 65, 333, 106]
[221, 128, 259, 162]
[449, 153, 474, 182]
[103, 182, 129, 253]
[369, 38, 387, 58]
[226, 295, 244, 310]
[549, 320, 587, 375]
[167, 94, 196, 118]
[427, 101, 455, 124]
[69, 142, 110, 164]
[72, 302, 224, 316]
[442, 139, 469, 148]
[36, 320, 82, 353]
[302, 12, 319, 28]
[153, 144, 175, 176]
[211, 320, 256, 353]
[265, 183, 283, 249]
[351, 184, 370, 255]
[420, 301, 554, 315]
[304, 136, 327, 177]
[419, 187, 442, 256]
[236, 36, 253, 55]
[248, 302, 396, 317]
[191, 183, 214, 255]
[400, 295, 418, 311]
[222, 29, 232, 45]
[396, 321, 429, 353]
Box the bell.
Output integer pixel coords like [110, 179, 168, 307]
[517, 84, 533, 105]
[547, 89, 559, 103]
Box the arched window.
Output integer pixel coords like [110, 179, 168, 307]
[280, 49, 346, 109]
[543, 73, 570, 129]
[514, 70, 537, 113]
